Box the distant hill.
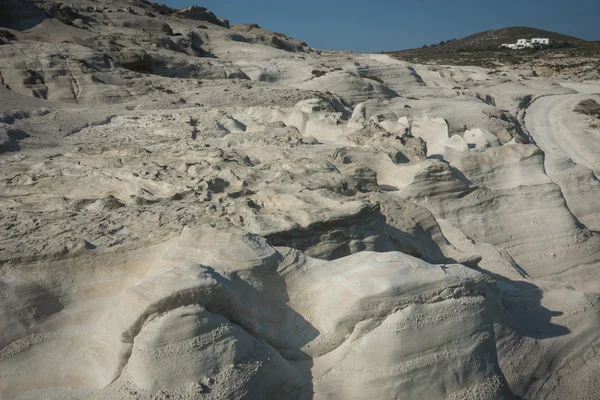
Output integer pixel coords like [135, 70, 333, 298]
[424, 27, 582, 52]
[386, 27, 595, 69]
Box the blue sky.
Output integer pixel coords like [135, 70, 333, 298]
[163, 0, 600, 52]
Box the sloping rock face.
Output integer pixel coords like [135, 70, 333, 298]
[2, 1, 600, 400]
[176, 5, 230, 28]
[0, 228, 511, 399]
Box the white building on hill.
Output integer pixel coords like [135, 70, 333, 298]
[500, 38, 550, 49]
[532, 38, 550, 45]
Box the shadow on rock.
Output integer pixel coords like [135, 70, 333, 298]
[0, 128, 31, 153]
[497, 279, 570, 339]
[98, 243, 318, 398]
[0, 0, 49, 31]
[0, 279, 64, 348]
[263, 202, 388, 261]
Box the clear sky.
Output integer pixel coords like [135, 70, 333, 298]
[163, 0, 600, 52]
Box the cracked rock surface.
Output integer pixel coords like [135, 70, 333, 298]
[1, 1, 600, 399]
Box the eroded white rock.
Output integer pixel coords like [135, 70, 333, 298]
[464, 128, 501, 151]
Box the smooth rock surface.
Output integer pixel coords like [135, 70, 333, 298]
[1, 2, 600, 400]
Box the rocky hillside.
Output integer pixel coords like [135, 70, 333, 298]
[2, 2, 600, 400]
[0, 0, 310, 82]
[421, 27, 582, 51]
[388, 27, 599, 80]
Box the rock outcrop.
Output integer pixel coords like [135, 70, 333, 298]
[0, 228, 512, 399]
[1, 1, 600, 399]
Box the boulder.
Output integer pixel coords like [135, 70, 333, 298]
[428, 135, 470, 159]
[351, 102, 367, 121]
[397, 116, 411, 133]
[411, 116, 449, 145]
[464, 128, 501, 151]
[378, 118, 409, 136]
[176, 6, 230, 28]
[225, 68, 250, 80]
[348, 102, 367, 129]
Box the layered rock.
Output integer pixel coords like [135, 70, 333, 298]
[2, 1, 600, 399]
[0, 228, 512, 399]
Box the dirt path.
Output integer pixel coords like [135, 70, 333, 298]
[524, 87, 600, 230]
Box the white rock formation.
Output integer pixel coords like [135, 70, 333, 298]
[1, 1, 600, 399]
[0, 228, 511, 399]
[464, 128, 502, 151]
[428, 134, 470, 160]
[411, 115, 450, 144]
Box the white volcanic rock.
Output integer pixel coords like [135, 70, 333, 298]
[0, 228, 511, 399]
[451, 144, 552, 190]
[399, 159, 600, 280]
[290, 251, 510, 399]
[305, 116, 352, 145]
[368, 114, 409, 136]
[385, 97, 519, 144]
[347, 103, 368, 131]
[373, 193, 482, 266]
[2, 1, 600, 399]
[524, 90, 600, 231]
[176, 5, 230, 27]
[350, 102, 367, 121]
[410, 115, 450, 151]
[294, 70, 398, 106]
[0, 42, 132, 103]
[397, 116, 410, 125]
[428, 134, 470, 159]
[464, 128, 502, 151]
[343, 58, 426, 95]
